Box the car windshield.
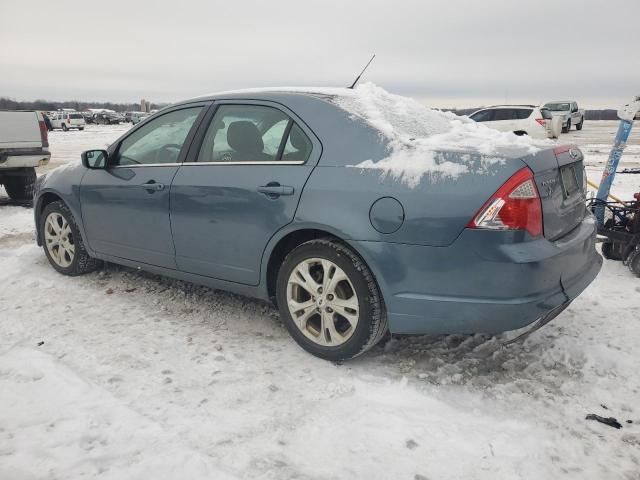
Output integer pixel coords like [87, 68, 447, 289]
[544, 103, 570, 111]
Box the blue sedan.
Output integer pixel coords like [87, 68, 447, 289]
[33, 86, 602, 360]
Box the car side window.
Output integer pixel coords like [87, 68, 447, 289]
[197, 104, 312, 163]
[470, 110, 494, 122]
[113, 107, 202, 166]
[493, 108, 515, 121]
[515, 108, 533, 120]
[282, 123, 313, 162]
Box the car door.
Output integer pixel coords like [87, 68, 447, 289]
[571, 102, 579, 123]
[170, 101, 320, 285]
[489, 108, 515, 132]
[80, 104, 206, 268]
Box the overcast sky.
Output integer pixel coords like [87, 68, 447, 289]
[1, 0, 638, 108]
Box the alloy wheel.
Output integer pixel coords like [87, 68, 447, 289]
[287, 257, 360, 346]
[44, 212, 75, 268]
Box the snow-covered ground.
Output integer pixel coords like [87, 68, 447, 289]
[1, 122, 639, 480]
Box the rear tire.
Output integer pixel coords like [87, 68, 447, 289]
[79, 127, 84, 131]
[40, 201, 102, 276]
[276, 238, 387, 361]
[628, 248, 640, 276]
[601, 242, 622, 260]
[3, 168, 36, 201]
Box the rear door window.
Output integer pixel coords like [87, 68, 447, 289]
[197, 104, 312, 163]
[493, 108, 517, 121]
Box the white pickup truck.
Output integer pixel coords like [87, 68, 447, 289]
[0, 111, 51, 201]
[541, 101, 585, 133]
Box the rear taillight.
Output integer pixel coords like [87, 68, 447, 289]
[535, 118, 547, 126]
[38, 120, 49, 147]
[467, 167, 543, 237]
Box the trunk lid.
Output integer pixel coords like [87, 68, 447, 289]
[521, 145, 586, 240]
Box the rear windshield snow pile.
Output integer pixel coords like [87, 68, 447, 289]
[330, 83, 548, 188]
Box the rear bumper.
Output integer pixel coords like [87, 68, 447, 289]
[0, 149, 50, 168]
[352, 214, 602, 335]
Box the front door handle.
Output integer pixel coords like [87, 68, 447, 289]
[257, 183, 294, 198]
[141, 181, 165, 192]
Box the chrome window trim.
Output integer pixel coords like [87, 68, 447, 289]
[109, 160, 306, 168]
[181, 161, 305, 166]
[111, 163, 182, 168]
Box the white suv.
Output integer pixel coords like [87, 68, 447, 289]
[49, 111, 86, 131]
[468, 105, 560, 139]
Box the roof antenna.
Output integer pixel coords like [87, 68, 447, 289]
[348, 54, 376, 89]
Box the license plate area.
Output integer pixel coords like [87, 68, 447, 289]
[560, 164, 579, 198]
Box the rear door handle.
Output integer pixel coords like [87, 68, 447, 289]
[141, 181, 165, 192]
[257, 183, 294, 197]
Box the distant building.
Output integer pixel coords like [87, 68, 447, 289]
[140, 99, 152, 113]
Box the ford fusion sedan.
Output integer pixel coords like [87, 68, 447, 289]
[33, 86, 602, 360]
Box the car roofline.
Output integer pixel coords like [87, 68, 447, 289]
[176, 87, 355, 105]
[477, 105, 539, 109]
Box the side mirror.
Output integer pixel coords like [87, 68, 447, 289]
[81, 149, 108, 169]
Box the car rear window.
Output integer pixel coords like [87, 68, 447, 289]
[69, 114, 83, 119]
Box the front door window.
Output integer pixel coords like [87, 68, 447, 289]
[113, 107, 202, 166]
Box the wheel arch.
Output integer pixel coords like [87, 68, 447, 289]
[35, 191, 65, 245]
[262, 225, 385, 306]
[35, 190, 92, 254]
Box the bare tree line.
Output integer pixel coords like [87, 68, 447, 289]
[0, 97, 622, 120]
[0, 97, 167, 113]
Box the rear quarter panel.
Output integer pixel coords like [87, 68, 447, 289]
[296, 154, 525, 247]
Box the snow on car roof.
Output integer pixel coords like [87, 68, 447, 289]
[328, 84, 549, 187]
[200, 83, 550, 187]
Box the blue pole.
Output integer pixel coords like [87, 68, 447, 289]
[595, 119, 634, 226]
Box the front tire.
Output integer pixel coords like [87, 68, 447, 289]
[40, 201, 102, 276]
[576, 118, 583, 131]
[3, 168, 36, 201]
[276, 238, 387, 361]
